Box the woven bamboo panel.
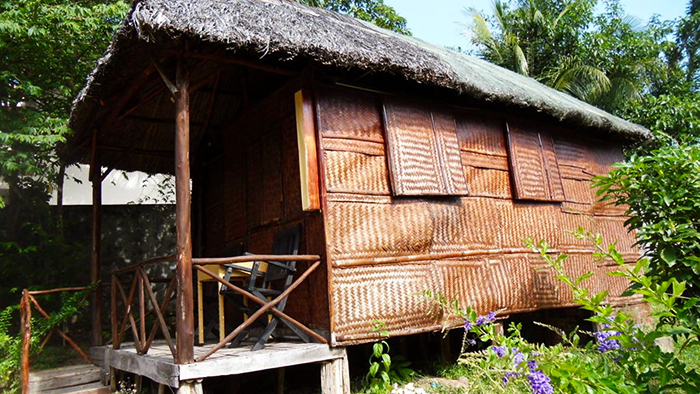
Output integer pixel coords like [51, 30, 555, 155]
[430, 197, 501, 253]
[432, 110, 469, 194]
[331, 263, 443, 338]
[326, 201, 434, 262]
[383, 100, 467, 196]
[203, 157, 224, 210]
[326, 193, 393, 204]
[460, 150, 509, 170]
[455, 114, 507, 155]
[507, 125, 551, 200]
[463, 166, 511, 198]
[553, 138, 587, 168]
[497, 201, 564, 248]
[559, 164, 593, 180]
[261, 130, 283, 224]
[224, 151, 247, 242]
[541, 135, 565, 200]
[323, 137, 385, 156]
[384, 101, 444, 195]
[324, 150, 390, 195]
[594, 216, 639, 260]
[592, 200, 628, 216]
[562, 178, 596, 204]
[247, 226, 275, 255]
[591, 144, 624, 176]
[204, 203, 225, 256]
[329, 251, 637, 342]
[246, 143, 263, 228]
[282, 117, 303, 219]
[507, 125, 565, 201]
[316, 88, 384, 142]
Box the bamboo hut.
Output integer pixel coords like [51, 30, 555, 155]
[62, 0, 646, 391]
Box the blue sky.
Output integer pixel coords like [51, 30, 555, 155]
[383, 0, 689, 50]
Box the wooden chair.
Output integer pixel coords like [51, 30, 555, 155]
[197, 243, 264, 344]
[222, 224, 310, 350]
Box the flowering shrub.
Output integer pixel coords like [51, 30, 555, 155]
[426, 228, 700, 393]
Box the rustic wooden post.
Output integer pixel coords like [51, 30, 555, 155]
[175, 50, 194, 364]
[20, 290, 31, 394]
[90, 139, 103, 347]
[320, 349, 350, 394]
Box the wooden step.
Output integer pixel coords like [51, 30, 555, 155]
[29, 364, 102, 393]
[48, 382, 110, 394]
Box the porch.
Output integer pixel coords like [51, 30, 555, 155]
[92, 341, 348, 391]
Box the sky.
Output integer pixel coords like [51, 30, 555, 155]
[383, 0, 689, 51]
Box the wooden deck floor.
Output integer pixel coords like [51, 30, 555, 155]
[93, 341, 346, 388]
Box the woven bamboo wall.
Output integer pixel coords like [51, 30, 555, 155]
[198, 83, 329, 330]
[316, 86, 638, 345]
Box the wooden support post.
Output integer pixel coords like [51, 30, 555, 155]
[174, 50, 194, 364]
[277, 368, 285, 394]
[440, 333, 451, 364]
[90, 143, 103, 347]
[20, 290, 31, 394]
[177, 380, 203, 394]
[109, 367, 118, 392]
[320, 349, 350, 394]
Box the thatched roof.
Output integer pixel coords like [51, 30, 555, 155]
[66, 0, 649, 171]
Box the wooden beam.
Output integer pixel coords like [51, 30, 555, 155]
[90, 146, 103, 347]
[180, 51, 299, 76]
[174, 50, 194, 364]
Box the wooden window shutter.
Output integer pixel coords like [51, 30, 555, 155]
[383, 99, 467, 196]
[506, 122, 564, 201]
[295, 89, 320, 211]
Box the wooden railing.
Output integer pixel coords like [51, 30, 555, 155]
[20, 287, 91, 394]
[110, 255, 177, 358]
[110, 254, 327, 362]
[192, 254, 327, 361]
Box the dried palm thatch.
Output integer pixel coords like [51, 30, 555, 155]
[68, 0, 649, 164]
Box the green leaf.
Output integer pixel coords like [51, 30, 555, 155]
[660, 248, 677, 266]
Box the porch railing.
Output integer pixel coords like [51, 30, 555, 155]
[110, 254, 326, 362]
[110, 255, 177, 358]
[20, 287, 91, 394]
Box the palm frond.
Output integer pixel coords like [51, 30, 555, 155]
[513, 44, 529, 76]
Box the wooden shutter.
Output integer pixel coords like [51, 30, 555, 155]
[506, 122, 564, 201]
[383, 99, 467, 196]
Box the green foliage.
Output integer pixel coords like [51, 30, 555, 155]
[593, 140, 700, 297]
[363, 321, 415, 394]
[0, 287, 92, 392]
[464, 0, 681, 115]
[0, 0, 128, 305]
[525, 230, 700, 392]
[426, 230, 700, 393]
[297, 0, 409, 34]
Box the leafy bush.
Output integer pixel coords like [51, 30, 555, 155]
[363, 321, 415, 394]
[0, 287, 92, 393]
[427, 229, 700, 393]
[593, 140, 700, 297]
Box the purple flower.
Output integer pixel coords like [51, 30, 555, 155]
[527, 359, 538, 372]
[527, 370, 554, 394]
[464, 320, 473, 330]
[502, 371, 520, 385]
[468, 339, 477, 346]
[513, 350, 525, 367]
[475, 311, 496, 326]
[492, 346, 507, 357]
[594, 330, 622, 353]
